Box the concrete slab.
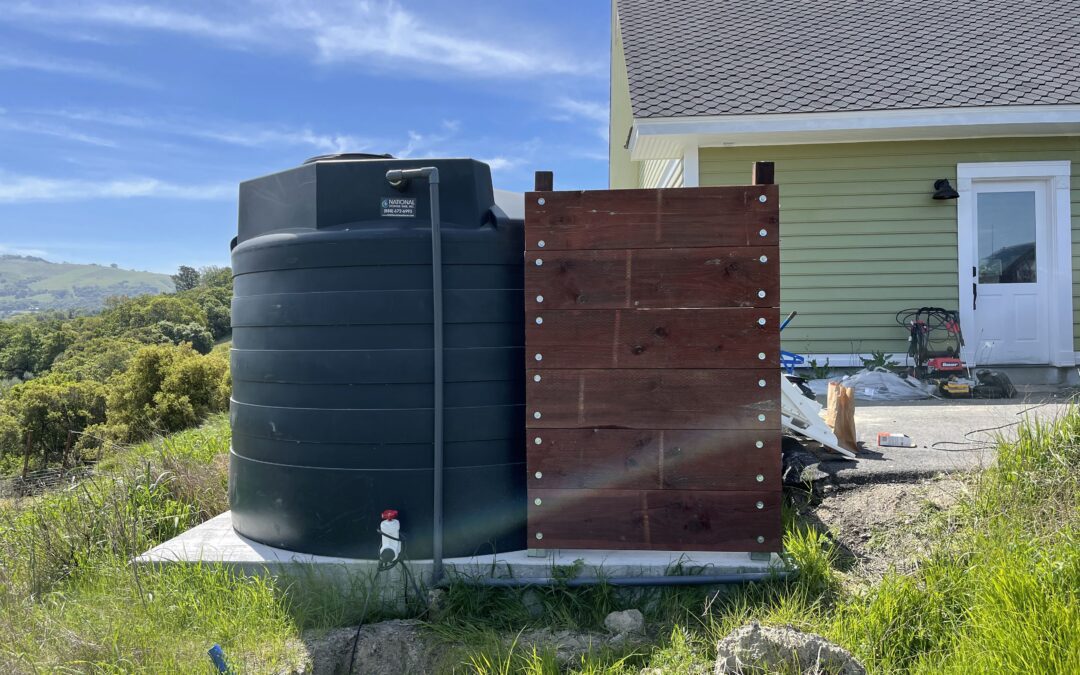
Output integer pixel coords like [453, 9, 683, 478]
[809, 392, 1073, 485]
[138, 512, 784, 592]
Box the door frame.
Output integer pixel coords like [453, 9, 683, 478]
[956, 160, 1073, 366]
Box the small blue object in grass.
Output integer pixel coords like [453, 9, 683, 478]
[208, 644, 234, 674]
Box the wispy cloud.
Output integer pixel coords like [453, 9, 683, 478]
[0, 244, 50, 258]
[0, 111, 116, 147]
[2, 1, 601, 80]
[553, 97, 609, 141]
[0, 51, 154, 87]
[0, 173, 234, 203]
[39, 108, 372, 153]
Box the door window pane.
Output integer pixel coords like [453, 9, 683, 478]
[977, 191, 1037, 284]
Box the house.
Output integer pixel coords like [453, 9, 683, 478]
[610, 0, 1080, 378]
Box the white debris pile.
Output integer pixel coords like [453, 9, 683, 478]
[824, 368, 934, 401]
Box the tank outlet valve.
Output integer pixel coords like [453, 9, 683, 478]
[379, 509, 401, 564]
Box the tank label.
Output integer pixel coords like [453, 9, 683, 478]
[380, 197, 417, 218]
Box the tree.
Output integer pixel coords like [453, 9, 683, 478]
[0, 373, 107, 462]
[171, 265, 200, 292]
[105, 343, 229, 442]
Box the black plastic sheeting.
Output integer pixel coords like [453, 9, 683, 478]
[229, 158, 526, 559]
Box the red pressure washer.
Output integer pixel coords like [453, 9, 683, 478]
[895, 307, 966, 378]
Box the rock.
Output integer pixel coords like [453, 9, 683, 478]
[426, 588, 447, 621]
[514, 628, 607, 665]
[604, 609, 645, 636]
[520, 589, 545, 618]
[714, 623, 865, 675]
[296, 619, 446, 675]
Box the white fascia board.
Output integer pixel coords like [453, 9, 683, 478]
[628, 105, 1080, 160]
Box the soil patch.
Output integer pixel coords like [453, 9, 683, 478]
[805, 478, 967, 581]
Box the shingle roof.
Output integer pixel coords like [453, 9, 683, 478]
[617, 0, 1080, 118]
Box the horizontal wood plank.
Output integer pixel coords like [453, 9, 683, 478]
[526, 369, 779, 430]
[524, 185, 779, 251]
[526, 308, 779, 369]
[526, 247, 779, 310]
[527, 429, 780, 491]
[528, 488, 782, 551]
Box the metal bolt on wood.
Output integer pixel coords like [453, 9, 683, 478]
[537, 197, 545, 205]
[759, 255, 768, 263]
[534, 498, 542, 505]
[758, 352, 766, 360]
[533, 411, 542, 419]
[535, 471, 543, 479]
[759, 228, 768, 236]
[535, 532, 544, 539]
[758, 379, 766, 387]
[758, 317, 766, 325]
[756, 474, 764, 482]
[536, 295, 544, 303]
[758, 414, 766, 421]
[535, 317, 543, 324]
[538, 240, 545, 248]
[758, 195, 767, 202]
[534, 353, 543, 361]
[534, 437, 542, 445]
[758, 290, 766, 298]
[757, 536, 765, 544]
[756, 501, 764, 509]
[755, 441, 764, 448]
[533, 374, 542, 382]
[535, 258, 543, 266]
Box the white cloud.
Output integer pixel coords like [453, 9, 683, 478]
[0, 112, 116, 147]
[553, 97, 609, 141]
[0, 51, 154, 87]
[40, 108, 372, 153]
[2, 1, 601, 80]
[0, 173, 234, 203]
[0, 244, 50, 258]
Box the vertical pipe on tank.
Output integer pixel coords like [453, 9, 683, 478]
[386, 166, 444, 582]
[427, 170, 444, 585]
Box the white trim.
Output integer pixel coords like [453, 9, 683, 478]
[657, 157, 682, 188]
[628, 105, 1080, 160]
[682, 145, 699, 187]
[956, 161, 1074, 367]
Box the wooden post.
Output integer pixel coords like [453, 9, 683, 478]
[21, 430, 32, 479]
[752, 161, 775, 186]
[534, 171, 554, 192]
[60, 430, 74, 478]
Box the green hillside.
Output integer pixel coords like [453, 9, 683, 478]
[0, 255, 174, 317]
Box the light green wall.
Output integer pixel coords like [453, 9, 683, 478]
[700, 137, 1080, 356]
[608, 2, 637, 189]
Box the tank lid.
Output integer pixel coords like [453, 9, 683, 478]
[303, 152, 394, 164]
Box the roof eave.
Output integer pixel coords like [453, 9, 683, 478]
[628, 105, 1080, 160]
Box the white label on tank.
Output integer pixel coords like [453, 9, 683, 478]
[380, 197, 417, 218]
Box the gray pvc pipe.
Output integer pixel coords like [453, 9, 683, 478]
[385, 167, 443, 584]
[440, 570, 793, 588]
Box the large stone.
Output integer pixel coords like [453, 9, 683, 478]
[714, 623, 865, 674]
[604, 609, 645, 636]
[295, 619, 446, 675]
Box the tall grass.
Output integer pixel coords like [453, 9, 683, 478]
[1, 409, 1076, 673]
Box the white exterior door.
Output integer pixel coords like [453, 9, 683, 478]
[957, 162, 1074, 368]
[966, 180, 1050, 364]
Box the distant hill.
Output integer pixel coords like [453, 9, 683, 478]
[0, 255, 174, 317]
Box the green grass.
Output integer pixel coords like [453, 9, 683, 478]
[0, 410, 1077, 673]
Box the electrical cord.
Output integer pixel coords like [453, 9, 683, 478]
[346, 529, 406, 674]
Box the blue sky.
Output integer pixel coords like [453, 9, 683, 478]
[0, 1, 610, 273]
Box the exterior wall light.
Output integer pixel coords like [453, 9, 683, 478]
[932, 178, 959, 200]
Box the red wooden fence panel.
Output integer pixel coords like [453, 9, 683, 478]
[525, 183, 781, 552]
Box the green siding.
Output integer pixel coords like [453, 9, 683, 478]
[700, 137, 1080, 357]
[608, 2, 637, 189]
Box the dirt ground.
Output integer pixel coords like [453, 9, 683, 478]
[804, 478, 969, 581]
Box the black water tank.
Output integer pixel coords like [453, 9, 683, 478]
[229, 157, 525, 559]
